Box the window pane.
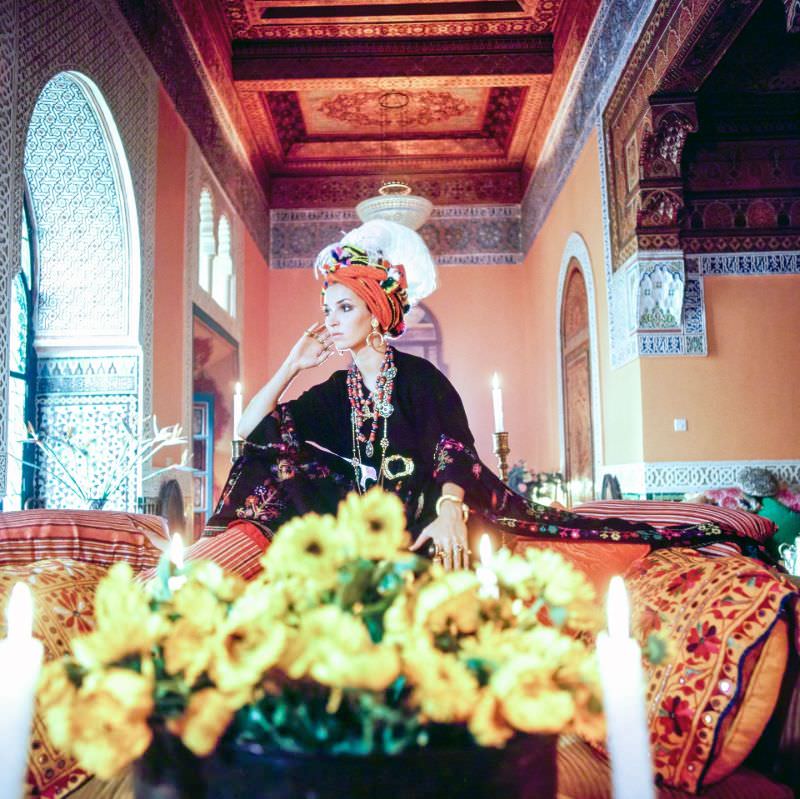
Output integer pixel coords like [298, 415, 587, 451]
[9, 273, 28, 374]
[20, 204, 32, 286]
[5, 375, 28, 511]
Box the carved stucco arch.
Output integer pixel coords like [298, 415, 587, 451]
[555, 232, 603, 487]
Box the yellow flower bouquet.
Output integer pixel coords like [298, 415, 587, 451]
[38, 488, 605, 798]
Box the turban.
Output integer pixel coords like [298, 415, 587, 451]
[315, 244, 411, 338]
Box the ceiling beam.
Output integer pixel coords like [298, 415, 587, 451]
[232, 35, 553, 90]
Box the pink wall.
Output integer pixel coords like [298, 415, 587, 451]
[152, 87, 188, 466]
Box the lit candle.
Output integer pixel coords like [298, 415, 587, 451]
[0, 583, 44, 799]
[596, 576, 655, 799]
[491, 373, 505, 433]
[233, 382, 243, 441]
[475, 534, 499, 599]
[168, 533, 187, 592]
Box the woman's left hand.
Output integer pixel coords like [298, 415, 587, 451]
[410, 501, 470, 570]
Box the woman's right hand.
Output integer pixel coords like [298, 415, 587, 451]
[288, 322, 334, 372]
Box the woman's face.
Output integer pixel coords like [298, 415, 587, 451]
[323, 283, 373, 351]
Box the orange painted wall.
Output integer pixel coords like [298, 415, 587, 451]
[519, 129, 645, 472]
[263, 265, 529, 467]
[642, 274, 800, 461]
[152, 87, 188, 465]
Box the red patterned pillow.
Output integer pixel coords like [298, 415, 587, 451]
[0, 559, 106, 798]
[136, 521, 268, 583]
[574, 500, 776, 543]
[625, 548, 798, 792]
[0, 510, 168, 571]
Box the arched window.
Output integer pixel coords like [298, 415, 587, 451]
[198, 188, 215, 292]
[22, 71, 142, 509]
[212, 215, 235, 315]
[5, 199, 37, 510]
[392, 303, 445, 372]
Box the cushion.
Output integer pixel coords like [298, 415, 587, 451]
[512, 538, 650, 593]
[624, 548, 798, 793]
[0, 510, 168, 572]
[758, 497, 800, 559]
[556, 734, 793, 799]
[135, 521, 268, 583]
[574, 500, 776, 544]
[0, 559, 106, 798]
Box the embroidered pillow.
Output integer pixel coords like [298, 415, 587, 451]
[625, 548, 797, 792]
[0, 559, 106, 798]
[574, 500, 776, 543]
[0, 510, 168, 571]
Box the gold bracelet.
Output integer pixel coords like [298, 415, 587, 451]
[435, 493, 469, 523]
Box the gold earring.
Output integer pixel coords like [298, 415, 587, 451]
[365, 318, 385, 351]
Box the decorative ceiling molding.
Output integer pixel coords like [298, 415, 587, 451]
[232, 35, 553, 90]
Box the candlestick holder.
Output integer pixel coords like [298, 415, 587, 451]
[492, 431, 510, 484]
[231, 438, 244, 462]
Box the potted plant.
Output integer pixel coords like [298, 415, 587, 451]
[38, 489, 604, 798]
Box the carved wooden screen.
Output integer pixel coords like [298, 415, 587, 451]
[560, 260, 594, 496]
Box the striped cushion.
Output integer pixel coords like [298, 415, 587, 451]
[573, 500, 775, 543]
[136, 521, 268, 583]
[0, 510, 169, 571]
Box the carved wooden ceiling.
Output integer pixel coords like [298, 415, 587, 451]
[164, 0, 599, 206]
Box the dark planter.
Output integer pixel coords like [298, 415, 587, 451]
[133, 730, 557, 799]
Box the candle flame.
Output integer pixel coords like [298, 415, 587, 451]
[169, 533, 185, 570]
[607, 575, 630, 639]
[7, 582, 34, 642]
[479, 533, 494, 566]
[491, 372, 500, 390]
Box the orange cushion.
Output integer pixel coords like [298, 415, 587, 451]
[512, 539, 650, 593]
[0, 559, 105, 798]
[625, 548, 798, 792]
[136, 520, 268, 583]
[0, 509, 168, 571]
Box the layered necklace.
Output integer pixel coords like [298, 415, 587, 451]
[347, 347, 396, 491]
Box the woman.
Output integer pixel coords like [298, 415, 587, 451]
[208, 225, 767, 568]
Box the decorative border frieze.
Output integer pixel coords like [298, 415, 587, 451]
[695, 251, 800, 276]
[270, 206, 523, 269]
[602, 459, 800, 496]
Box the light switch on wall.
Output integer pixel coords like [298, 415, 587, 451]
[673, 418, 687, 432]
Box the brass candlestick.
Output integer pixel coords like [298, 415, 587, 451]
[492, 431, 510, 484]
[231, 438, 244, 462]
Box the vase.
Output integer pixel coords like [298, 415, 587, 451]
[133, 729, 557, 799]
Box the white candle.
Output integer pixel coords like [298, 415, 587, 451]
[233, 382, 243, 441]
[0, 583, 44, 799]
[475, 534, 499, 599]
[168, 533, 187, 592]
[596, 576, 655, 799]
[491, 373, 505, 433]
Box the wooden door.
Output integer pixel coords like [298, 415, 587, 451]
[561, 260, 594, 502]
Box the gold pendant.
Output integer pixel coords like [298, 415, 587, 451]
[381, 454, 415, 481]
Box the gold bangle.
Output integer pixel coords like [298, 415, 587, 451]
[435, 493, 469, 523]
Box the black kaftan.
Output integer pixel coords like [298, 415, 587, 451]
[207, 349, 767, 557]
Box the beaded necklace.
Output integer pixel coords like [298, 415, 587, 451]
[347, 347, 396, 491]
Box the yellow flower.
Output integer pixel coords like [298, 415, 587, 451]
[38, 660, 78, 752]
[72, 562, 164, 668]
[184, 561, 246, 603]
[208, 596, 288, 694]
[163, 617, 217, 686]
[468, 690, 514, 747]
[489, 645, 576, 734]
[404, 638, 480, 723]
[337, 488, 408, 560]
[263, 513, 346, 586]
[167, 688, 242, 757]
[414, 571, 481, 635]
[70, 668, 154, 779]
[311, 642, 400, 692]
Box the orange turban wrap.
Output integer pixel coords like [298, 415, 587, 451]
[317, 244, 410, 337]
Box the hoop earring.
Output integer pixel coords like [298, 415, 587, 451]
[366, 318, 386, 351]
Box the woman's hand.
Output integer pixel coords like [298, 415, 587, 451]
[410, 500, 470, 570]
[288, 322, 334, 372]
